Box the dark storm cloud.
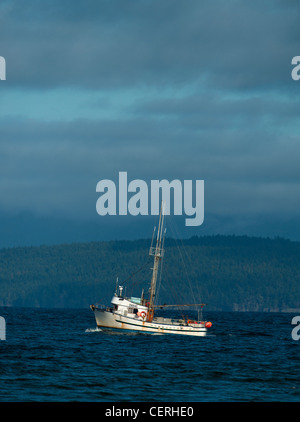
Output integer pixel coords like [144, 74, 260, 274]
[0, 0, 299, 244]
[0, 0, 298, 90]
[1, 87, 299, 220]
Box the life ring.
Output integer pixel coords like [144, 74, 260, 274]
[140, 311, 146, 319]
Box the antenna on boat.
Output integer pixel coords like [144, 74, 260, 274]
[150, 226, 156, 253]
[115, 277, 119, 295]
[141, 288, 144, 304]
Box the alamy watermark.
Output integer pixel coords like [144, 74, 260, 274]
[0, 56, 6, 80]
[291, 56, 300, 80]
[0, 316, 6, 340]
[96, 172, 204, 227]
[291, 316, 300, 341]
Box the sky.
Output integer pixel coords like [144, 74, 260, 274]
[0, 0, 300, 247]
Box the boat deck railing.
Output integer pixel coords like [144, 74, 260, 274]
[93, 305, 206, 327]
[94, 303, 112, 311]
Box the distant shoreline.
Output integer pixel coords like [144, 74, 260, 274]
[0, 235, 299, 311]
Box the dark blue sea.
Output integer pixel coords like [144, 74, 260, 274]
[0, 307, 299, 406]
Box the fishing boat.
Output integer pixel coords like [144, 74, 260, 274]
[90, 202, 212, 336]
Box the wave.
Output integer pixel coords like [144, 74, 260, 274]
[85, 327, 102, 333]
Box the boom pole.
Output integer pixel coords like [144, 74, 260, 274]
[148, 201, 165, 321]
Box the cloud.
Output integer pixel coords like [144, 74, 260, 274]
[0, 0, 299, 90]
[0, 0, 299, 244]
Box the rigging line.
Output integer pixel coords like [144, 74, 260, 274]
[152, 240, 191, 321]
[156, 264, 185, 310]
[177, 231, 200, 308]
[167, 215, 198, 306]
[157, 248, 190, 322]
[121, 255, 152, 287]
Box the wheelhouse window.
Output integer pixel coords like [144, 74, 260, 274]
[128, 307, 138, 314]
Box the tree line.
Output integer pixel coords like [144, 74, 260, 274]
[0, 235, 299, 311]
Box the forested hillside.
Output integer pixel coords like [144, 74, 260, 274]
[0, 235, 299, 311]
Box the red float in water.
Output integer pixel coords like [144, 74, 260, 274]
[205, 321, 212, 328]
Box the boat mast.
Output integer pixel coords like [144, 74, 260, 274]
[148, 201, 165, 321]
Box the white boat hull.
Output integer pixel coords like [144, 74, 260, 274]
[93, 308, 207, 337]
[90, 203, 212, 337]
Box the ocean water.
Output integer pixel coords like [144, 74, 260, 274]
[0, 307, 299, 403]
